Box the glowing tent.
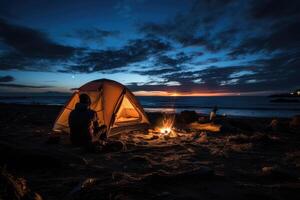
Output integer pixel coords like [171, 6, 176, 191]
[53, 79, 150, 136]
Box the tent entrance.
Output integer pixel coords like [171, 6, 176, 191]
[114, 96, 141, 126]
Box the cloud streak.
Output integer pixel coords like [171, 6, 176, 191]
[0, 83, 53, 88]
[0, 18, 76, 59]
[60, 38, 172, 73]
[0, 75, 14, 82]
[66, 28, 120, 44]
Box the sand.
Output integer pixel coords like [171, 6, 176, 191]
[0, 103, 300, 200]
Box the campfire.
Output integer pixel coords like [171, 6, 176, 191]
[157, 113, 177, 137]
[160, 127, 172, 135]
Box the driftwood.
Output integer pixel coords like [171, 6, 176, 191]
[0, 168, 42, 200]
[63, 167, 215, 200]
[142, 166, 215, 184]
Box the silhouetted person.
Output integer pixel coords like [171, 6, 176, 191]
[69, 94, 107, 150]
[210, 105, 218, 122]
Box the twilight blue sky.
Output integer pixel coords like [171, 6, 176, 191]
[0, 0, 299, 95]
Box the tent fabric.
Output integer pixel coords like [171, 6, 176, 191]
[53, 79, 149, 136]
[115, 96, 140, 124]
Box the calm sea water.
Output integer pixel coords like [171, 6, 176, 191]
[0, 95, 299, 118]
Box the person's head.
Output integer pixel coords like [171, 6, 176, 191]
[79, 94, 91, 106]
[213, 105, 218, 112]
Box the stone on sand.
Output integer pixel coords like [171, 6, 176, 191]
[290, 115, 300, 129]
[261, 165, 298, 181]
[179, 110, 199, 123]
[198, 132, 208, 143]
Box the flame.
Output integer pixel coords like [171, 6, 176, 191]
[159, 113, 175, 135]
[160, 127, 172, 134]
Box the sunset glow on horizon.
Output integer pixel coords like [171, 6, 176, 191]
[133, 91, 242, 97]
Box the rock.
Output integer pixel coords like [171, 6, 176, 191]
[102, 140, 126, 152]
[261, 165, 298, 181]
[269, 119, 279, 131]
[290, 115, 300, 129]
[81, 178, 98, 189]
[179, 110, 199, 124]
[267, 118, 287, 132]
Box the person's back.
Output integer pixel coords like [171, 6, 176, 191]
[69, 102, 96, 146]
[68, 94, 104, 147]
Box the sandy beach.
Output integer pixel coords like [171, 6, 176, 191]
[1, 103, 300, 200]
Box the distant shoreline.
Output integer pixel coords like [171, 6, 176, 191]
[0, 103, 296, 119]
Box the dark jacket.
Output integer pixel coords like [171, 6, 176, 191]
[68, 103, 99, 146]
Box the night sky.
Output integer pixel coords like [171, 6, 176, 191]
[0, 0, 299, 96]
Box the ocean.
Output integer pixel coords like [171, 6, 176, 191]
[0, 95, 299, 118]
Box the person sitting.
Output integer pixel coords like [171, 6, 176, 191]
[68, 93, 107, 151]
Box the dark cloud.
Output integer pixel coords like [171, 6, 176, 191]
[193, 57, 222, 66]
[0, 18, 76, 59]
[157, 52, 192, 67]
[0, 1, 15, 19]
[132, 67, 181, 76]
[139, 20, 205, 47]
[0, 52, 66, 71]
[129, 50, 300, 93]
[191, 53, 299, 92]
[128, 66, 240, 93]
[0, 52, 44, 71]
[139, 0, 299, 57]
[67, 28, 120, 43]
[127, 82, 182, 92]
[0, 0, 299, 95]
[0, 18, 170, 73]
[61, 38, 171, 73]
[0, 18, 80, 71]
[251, 0, 300, 19]
[138, 0, 234, 49]
[0, 75, 14, 82]
[250, 53, 300, 86]
[228, 0, 300, 58]
[132, 52, 193, 76]
[229, 21, 300, 57]
[0, 83, 53, 88]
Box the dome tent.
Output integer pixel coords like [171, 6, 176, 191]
[53, 79, 150, 136]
